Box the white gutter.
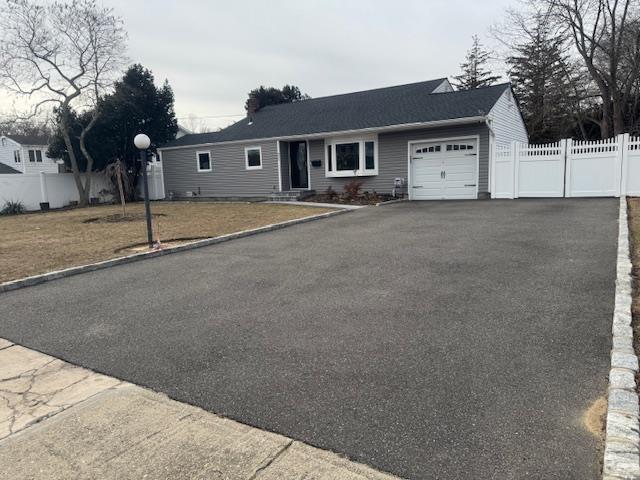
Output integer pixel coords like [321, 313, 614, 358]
[158, 116, 488, 151]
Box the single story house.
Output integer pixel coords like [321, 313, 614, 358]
[159, 78, 527, 200]
[0, 134, 61, 174]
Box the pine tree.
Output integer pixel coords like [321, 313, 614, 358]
[506, 16, 577, 142]
[452, 35, 501, 90]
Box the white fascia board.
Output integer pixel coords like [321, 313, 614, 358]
[158, 116, 488, 151]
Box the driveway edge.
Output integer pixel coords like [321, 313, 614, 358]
[603, 197, 640, 480]
[0, 209, 348, 294]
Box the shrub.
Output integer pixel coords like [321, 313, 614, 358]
[325, 186, 338, 200]
[343, 180, 363, 200]
[1, 200, 25, 215]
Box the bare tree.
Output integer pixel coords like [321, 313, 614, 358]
[542, 0, 640, 137]
[182, 114, 212, 134]
[0, 0, 126, 206]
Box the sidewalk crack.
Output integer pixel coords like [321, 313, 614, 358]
[247, 440, 294, 479]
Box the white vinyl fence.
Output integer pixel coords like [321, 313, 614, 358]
[492, 133, 640, 198]
[0, 164, 164, 211]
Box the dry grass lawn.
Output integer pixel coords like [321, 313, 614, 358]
[0, 202, 333, 283]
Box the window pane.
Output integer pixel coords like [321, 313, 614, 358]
[28, 150, 35, 162]
[36, 150, 43, 162]
[335, 143, 359, 171]
[198, 153, 210, 170]
[365, 141, 375, 170]
[327, 145, 332, 171]
[247, 149, 261, 167]
[14, 151, 20, 163]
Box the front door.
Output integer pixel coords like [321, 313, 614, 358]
[289, 141, 308, 189]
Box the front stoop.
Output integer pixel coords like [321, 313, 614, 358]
[603, 197, 640, 480]
[269, 190, 316, 202]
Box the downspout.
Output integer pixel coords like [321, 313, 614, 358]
[485, 117, 496, 198]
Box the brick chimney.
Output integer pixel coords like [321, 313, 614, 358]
[247, 97, 260, 120]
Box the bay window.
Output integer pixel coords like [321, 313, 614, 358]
[325, 136, 378, 177]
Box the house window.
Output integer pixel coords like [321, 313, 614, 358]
[13, 151, 21, 163]
[28, 149, 43, 162]
[245, 146, 262, 170]
[416, 145, 441, 153]
[196, 151, 211, 172]
[325, 136, 378, 177]
[365, 141, 375, 170]
[336, 143, 359, 171]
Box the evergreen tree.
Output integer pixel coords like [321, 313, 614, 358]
[48, 64, 178, 200]
[245, 85, 309, 112]
[506, 16, 577, 142]
[452, 35, 501, 90]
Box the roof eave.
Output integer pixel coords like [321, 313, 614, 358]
[158, 116, 488, 151]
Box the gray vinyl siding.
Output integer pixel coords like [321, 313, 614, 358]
[309, 123, 491, 195]
[487, 89, 528, 146]
[162, 141, 280, 197]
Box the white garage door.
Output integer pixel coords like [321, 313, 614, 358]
[410, 139, 478, 200]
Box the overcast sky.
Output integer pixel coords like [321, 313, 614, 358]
[2, 0, 517, 131]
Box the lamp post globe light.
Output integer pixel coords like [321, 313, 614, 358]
[134, 133, 154, 249]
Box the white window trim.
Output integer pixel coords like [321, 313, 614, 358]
[245, 146, 263, 170]
[13, 150, 21, 163]
[196, 150, 212, 172]
[324, 134, 378, 178]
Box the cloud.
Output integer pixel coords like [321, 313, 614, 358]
[0, 0, 514, 131]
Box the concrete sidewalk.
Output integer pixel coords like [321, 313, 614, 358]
[0, 339, 398, 480]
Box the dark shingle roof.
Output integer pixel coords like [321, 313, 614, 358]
[0, 163, 21, 174]
[163, 80, 510, 148]
[5, 134, 50, 146]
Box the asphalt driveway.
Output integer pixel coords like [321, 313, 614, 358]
[0, 199, 617, 479]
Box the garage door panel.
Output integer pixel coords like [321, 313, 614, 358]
[411, 139, 478, 200]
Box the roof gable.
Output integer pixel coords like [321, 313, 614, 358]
[163, 80, 510, 148]
[5, 134, 50, 146]
[0, 163, 21, 174]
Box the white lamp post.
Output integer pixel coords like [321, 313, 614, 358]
[134, 133, 153, 248]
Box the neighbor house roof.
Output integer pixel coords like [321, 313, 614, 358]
[5, 134, 50, 146]
[163, 80, 510, 148]
[0, 163, 21, 174]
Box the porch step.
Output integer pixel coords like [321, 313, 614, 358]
[270, 190, 315, 201]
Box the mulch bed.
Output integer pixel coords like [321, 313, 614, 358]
[303, 192, 396, 206]
[83, 213, 167, 224]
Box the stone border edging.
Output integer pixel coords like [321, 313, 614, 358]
[0, 209, 348, 294]
[375, 198, 408, 207]
[603, 197, 640, 480]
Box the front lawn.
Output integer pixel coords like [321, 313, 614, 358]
[0, 201, 333, 283]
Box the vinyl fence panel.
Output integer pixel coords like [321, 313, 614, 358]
[514, 141, 565, 198]
[623, 135, 640, 196]
[566, 136, 621, 197]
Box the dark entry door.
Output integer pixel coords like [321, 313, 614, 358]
[289, 141, 308, 189]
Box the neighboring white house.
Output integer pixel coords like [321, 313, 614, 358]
[0, 134, 61, 174]
[0, 130, 173, 211]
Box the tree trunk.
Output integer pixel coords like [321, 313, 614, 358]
[59, 105, 88, 206]
[600, 96, 612, 139]
[612, 95, 626, 135]
[78, 114, 99, 206]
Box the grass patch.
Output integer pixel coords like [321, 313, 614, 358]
[0, 201, 333, 283]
